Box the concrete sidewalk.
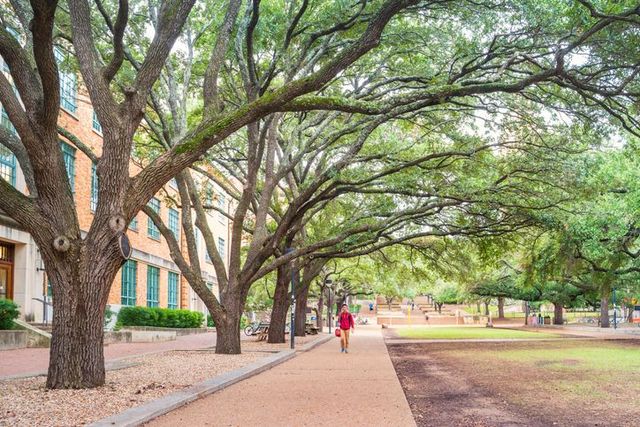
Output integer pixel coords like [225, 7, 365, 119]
[0, 332, 217, 378]
[148, 325, 416, 427]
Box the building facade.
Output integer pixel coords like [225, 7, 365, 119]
[0, 54, 231, 324]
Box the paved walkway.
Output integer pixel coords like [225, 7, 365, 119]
[148, 325, 416, 427]
[0, 332, 217, 378]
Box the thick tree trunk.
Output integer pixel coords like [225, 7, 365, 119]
[214, 289, 243, 354]
[484, 301, 490, 316]
[268, 264, 290, 343]
[295, 285, 309, 337]
[215, 313, 241, 354]
[553, 303, 564, 325]
[600, 287, 610, 328]
[45, 241, 121, 389]
[497, 297, 505, 319]
[47, 279, 107, 388]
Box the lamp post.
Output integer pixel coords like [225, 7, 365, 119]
[613, 287, 617, 330]
[325, 278, 333, 333]
[287, 248, 296, 349]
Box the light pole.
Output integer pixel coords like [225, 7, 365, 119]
[613, 287, 617, 330]
[325, 278, 333, 333]
[287, 248, 295, 349]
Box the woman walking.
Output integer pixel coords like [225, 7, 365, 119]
[338, 303, 355, 353]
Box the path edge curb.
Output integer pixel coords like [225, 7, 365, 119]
[89, 348, 296, 427]
[298, 333, 333, 352]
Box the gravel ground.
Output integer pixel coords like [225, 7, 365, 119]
[0, 349, 267, 427]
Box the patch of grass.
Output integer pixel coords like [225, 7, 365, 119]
[395, 326, 560, 340]
[492, 344, 640, 372]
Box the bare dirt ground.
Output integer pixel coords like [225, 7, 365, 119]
[388, 340, 640, 427]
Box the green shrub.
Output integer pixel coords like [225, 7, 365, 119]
[206, 314, 248, 329]
[0, 299, 20, 330]
[240, 315, 248, 330]
[117, 306, 204, 328]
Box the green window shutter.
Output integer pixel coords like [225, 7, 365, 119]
[55, 49, 78, 113]
[168, 208, 179, 239]
[60, 142, 76, 195]
[146, 265, 159, 307]
[121, 260, 137, 306]
[168, 271, 179, 309]
[92, 111, 102, 133]
[147, 198, 161, 240]
[217, 237, 225, 259]
[0, 144, 16, 187]
[90, 163, 98, 212]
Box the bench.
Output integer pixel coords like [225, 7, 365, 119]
[305, 323, 319, 335]
[254, 322, 270, 341]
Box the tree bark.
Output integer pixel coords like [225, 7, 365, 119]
[600, 286, 610, 328]
[295, 285, 309, 337]
[553, 303, 564, 325]
[267, 264, 290, 343]
[45, 237, 122, 389]
[215, 312, 241, 354]
[214, 289, 243, 354]
[497, 297, 505, 319]
[484, 300, 490, 316]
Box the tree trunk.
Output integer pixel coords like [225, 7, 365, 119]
[484, 301, 490, 316]
[268, 264, 290, 343]
[497, 297, 505, 319]
[45, 242, 121, 389]
[600, 286, 610, 328]
[215, 312, 241, 354]
[553, 303, 564, 325]
[476, 302, 481, 313]
[47, 275, 107, 389]
[295, 285, 309, 337]
[214, 289, 244, 354]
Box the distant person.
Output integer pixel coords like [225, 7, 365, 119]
[338, 303, 355, 353]
[369, 302, 374, 311]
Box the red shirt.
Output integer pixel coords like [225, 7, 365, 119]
[339, 312, 354, 330]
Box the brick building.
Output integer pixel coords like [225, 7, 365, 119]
[0, 54, 231, 324]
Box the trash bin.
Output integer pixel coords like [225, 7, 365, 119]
[543, 316, 551, 325]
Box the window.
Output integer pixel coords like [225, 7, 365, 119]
[90, 163, 98, 212]
[194, 227, 201, 253]
[0, 55, 8, 72]
[0, 145, 16, 187]
[169, 178, 177, 188]
[129, 217, 138, 231]
[217, 237, 225, 259]
[1, 106, 16, 135]
[60, 142, 76, 194]
[168, 208, 179, 239]
[147, 198, 161, 240]
[55, 49, 78, 114]
[92, 111, 102, 134]
[217, 193, 226, 223]
[121, 260, 137, 306]
[146, 265, 159, 307]
[168, 271, 179, 309]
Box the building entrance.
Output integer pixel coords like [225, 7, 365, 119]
[0, 242, 14, 300]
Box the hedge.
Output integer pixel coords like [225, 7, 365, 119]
[0, 298, 20, 330]
[117, 306, 204, 329]
[207, 314, 249, 329]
